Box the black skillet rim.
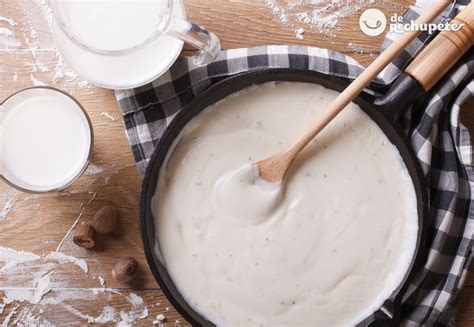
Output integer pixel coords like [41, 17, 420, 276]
[140, 68, 429, 326]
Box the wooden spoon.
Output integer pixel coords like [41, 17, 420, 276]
[256, 0, 452, 183]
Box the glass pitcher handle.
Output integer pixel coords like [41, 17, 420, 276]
[166, 16, 221, 66]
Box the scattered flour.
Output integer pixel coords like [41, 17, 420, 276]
[0, 38, 21, 48]
[85, 165, 107, 176]
[295, 27, 305, 39]
[0, 17, 20, 48]
[128, 293, 149, 319]
[0, 23, 21, 48]
[98, 276, 106, 288]
[30, 74, 46, 86]
[12, 306, 52, 326]
[55, 212, 83, 252]
[0, 190, 20, 220]
[32, 272, 54, 304]
[1, 305, 18, 327]
[0, 246, 87, 276]
[101, 112, 117, 122]
[2, 272, 54, 305]
[0, 244, 150, 324]
[0, 246, 40, 270]
[265, 0, 402, 43]
[153, 313, 166, 326]
[0, 1, 152, 325]
[62, 304, 117, 324]
[0, 187, 147, 324]
[0, 17, 18, 26]
[1, 0, 92, 90]
[117, 295, 149, 326]
[43, 251, 88, 274]
[0, 27, 14, 37]
[78, 164, 116, 186]
[347, 41, 373, 55]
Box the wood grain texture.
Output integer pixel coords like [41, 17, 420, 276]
[0, 0, 472, 325]
[456, 286, 474, 327]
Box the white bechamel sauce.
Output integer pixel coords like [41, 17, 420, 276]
[153, 82, 418, 326]
[0, 88, 91, 192]
[212, 164, 282, 224]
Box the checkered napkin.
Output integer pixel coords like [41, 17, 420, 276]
[115, 1, 473, 326]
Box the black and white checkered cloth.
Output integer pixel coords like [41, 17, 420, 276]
[115, 1, 473, 326]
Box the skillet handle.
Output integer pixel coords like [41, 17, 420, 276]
[374, 73, 425, 125]
[405, 1, 474, 91]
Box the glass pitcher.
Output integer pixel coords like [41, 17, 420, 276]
[49, 0, 221, 89]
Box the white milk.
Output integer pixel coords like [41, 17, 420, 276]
[63, 0, 168, 51]
[52, 1, 185, 89]
[153, 82, 419, 326]
[0, 88, 92, 192]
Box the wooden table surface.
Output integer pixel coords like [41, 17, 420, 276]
[0, 0, 472, 325]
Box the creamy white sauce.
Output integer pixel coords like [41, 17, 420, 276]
[0, 88, 91, 192]
[153, 82, 418, 326]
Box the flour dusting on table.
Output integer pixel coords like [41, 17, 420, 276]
[265, 0, 404, 45]
[101, 111, 118, 122]
[265, 0, 370, 38]
[1, 0, 92, 91]
[0, 245, 150, 324]
[43, 252, 88, 273]
[0, 190, 19, 220]
[0, 0, 156, 324]
[0, 160, 144, 324]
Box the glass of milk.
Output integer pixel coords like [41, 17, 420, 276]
[50, 0, 221, 89]
[0, 87, 93, 193]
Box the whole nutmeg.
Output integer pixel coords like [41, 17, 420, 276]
[73, 223, 96, 249]
[92, 206, 118, 234]
[112, 257, 138, 283]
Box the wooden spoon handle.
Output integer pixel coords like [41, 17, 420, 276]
[289, 0, 452, 156]
[257, 0, 453, 183]
[405, 1, 474, 91]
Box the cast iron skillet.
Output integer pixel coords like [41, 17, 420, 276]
[140, 69, 429, 326]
